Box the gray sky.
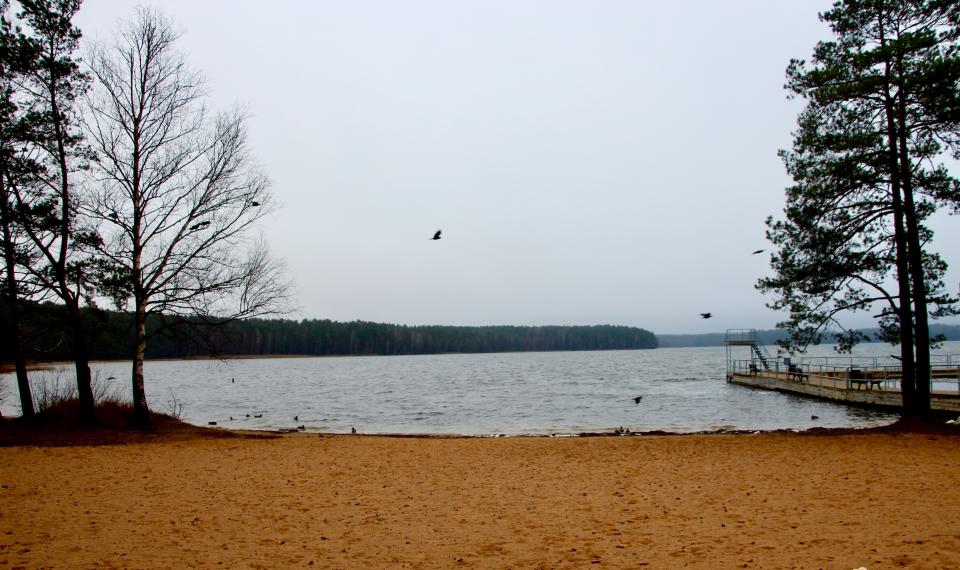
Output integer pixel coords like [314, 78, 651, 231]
[74, 1, 960, 334]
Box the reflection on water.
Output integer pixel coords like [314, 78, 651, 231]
[4, 341, 956, 435]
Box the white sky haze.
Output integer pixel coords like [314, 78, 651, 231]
[73, 1, 960, 334]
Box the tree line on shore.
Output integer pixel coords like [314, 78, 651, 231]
[658, 325, 960, 348]
[0, 304, 658, 361]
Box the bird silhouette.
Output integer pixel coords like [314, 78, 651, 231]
[700, 312, 712, 319]
[351, 426, 357, 434]
[752, 249, 765, 255]
[430, 230, 442, 240]
[250, 201, 261, 207]
[189, 220, 211, 231]
[294, 415, 299, 421]
[633, 396, 643, 404]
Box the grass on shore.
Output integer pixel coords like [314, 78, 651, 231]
[0, 397, 248, 447]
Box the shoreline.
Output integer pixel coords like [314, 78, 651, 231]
[1, 412, 948, 449]
[228, 422, 907, 439]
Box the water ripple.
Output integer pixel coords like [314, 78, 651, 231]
[3, 343, 942, 434]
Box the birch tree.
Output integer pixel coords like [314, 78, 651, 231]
[85, 8, 289, 426]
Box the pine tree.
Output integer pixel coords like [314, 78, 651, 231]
[760, 0, 959, 417]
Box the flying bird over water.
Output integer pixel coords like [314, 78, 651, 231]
[633, 396, 643, 404]
[700, 313, 712, 319]
[430, 230, 442, 240]
[752, 249, 765, 255]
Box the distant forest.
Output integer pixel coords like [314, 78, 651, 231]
[9, 303, 958, 361]
[0, 306, 658, 361]
[658, 325, 960, 348]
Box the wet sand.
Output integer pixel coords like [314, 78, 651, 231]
[2, 430, 960, 568]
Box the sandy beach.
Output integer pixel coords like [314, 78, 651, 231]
[2, 429, 960, 569]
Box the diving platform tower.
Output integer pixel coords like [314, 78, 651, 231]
[725, 329, 774, 373]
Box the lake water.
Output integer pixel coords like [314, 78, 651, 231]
[4, 341, 960, 435]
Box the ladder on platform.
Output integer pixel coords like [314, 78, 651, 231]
[751, 342, 773, 371]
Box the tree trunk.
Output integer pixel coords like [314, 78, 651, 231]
[878, 14, 917, 415]
[889, 184, 917, 414]
[898, 143, 931, 416]
[880, 113, 916, 413]
[0, 68, 34, 418]
[0, 180, 34, 419]
[130, 299, 151, 427]
[895, 51, 932, 418]
[3, 286, 34, 419]
[68, 306, 97, 424]
[72, 352, 95, 422]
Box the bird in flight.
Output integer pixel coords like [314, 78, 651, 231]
[752, 249, 765, 255]
[633, 396, 643, 404]
[430, 230, 442, 240]
[700, 312, 712, 319]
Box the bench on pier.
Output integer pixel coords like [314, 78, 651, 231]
[931, 366, 960, 380]
[848, 369, 883, 390]
[788, 364, 808, 382]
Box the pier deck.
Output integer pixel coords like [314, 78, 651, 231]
[723, 329, 960, 414]
[726, 367, 960, 413]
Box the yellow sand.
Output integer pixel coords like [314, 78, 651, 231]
[2, 431, 959, 568]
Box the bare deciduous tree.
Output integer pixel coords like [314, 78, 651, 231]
[84, 7, 289, 426]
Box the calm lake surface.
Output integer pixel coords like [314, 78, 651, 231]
[5, 341, 960, 434]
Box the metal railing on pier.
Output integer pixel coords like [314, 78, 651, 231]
[724, 329, 758, 345]
[728, 356, 960, 394]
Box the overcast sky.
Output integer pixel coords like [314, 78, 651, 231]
[73, 1, 960, 335]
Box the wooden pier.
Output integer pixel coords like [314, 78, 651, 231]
[724, 329, 960, 414]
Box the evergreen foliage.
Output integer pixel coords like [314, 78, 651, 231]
[759, 0, 960, 416]
[1, 0, 101, 422]
[0, 305, 657, 360]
